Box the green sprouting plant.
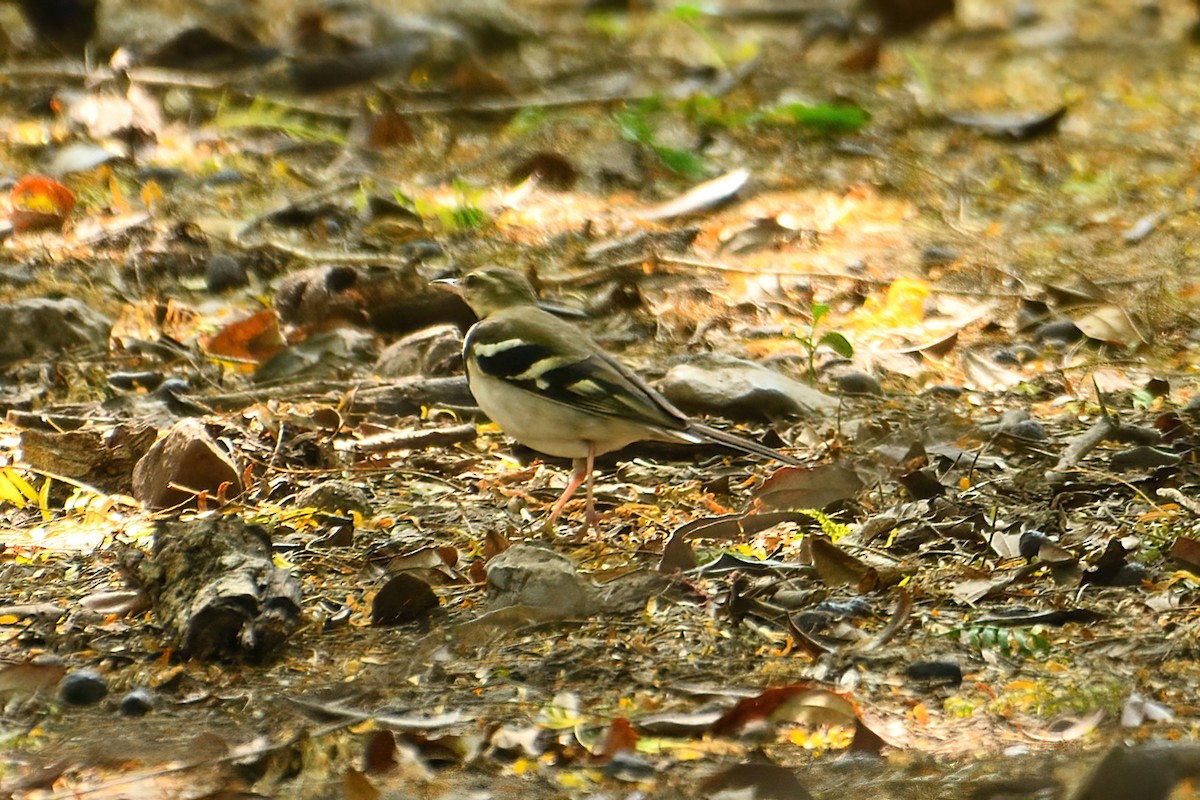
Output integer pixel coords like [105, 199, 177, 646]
[794, 302, 853, 383]
[759, 102, 870, 135]
[614, 98, 706, 180]
[405, 180, 491, 232]
[668, 3, 731, 73]
[445, 186, 489, 231]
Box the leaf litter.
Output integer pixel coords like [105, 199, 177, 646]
[1, 0, 1200, 798]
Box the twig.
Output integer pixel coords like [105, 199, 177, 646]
[1045, 414, 1119, 484]
[1156, 487, 1200, 516]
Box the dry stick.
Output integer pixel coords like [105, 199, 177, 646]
[1045, 414, 1119, 484]
[353, 423, 477, 453]
[1156, 487, 1200, 516]
[654, 255, 1030, 299]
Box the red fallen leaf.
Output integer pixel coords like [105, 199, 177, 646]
[363, 729, 398, 774]
[709, 684, 857, 736]
[1170, 536, 1200, 572]
[370, 573, 439, 626]
[839, 35, 881, 73]
[754, 463, 862, 511]
[10, 175, 75, 233]
[483, 528, 510, 560]
[201, 309, 285, 365]
[850, 717, 889, 755]
[593, 717, 638, 763]
[450, 61, 511, 94]
[363, 106, 415, 150]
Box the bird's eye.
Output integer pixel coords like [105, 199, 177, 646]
[463, 273, 481, 288]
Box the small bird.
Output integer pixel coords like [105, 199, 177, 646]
[438, 266, 801, 532]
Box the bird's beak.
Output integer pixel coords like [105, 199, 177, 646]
[431, 276, 461, 295]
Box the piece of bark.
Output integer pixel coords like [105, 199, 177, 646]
[132, 517, 301, 662]
[20, 423, 156, 493]
[275, 264, 474, 335]
[352, 376, 476, 416]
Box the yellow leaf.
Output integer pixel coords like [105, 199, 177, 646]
[8, 468, 38, 502]
[0, 470, 28, 508]
[848, 276, 931, 331]
[140, 179, 164, 211]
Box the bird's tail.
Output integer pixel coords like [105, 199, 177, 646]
[686, 420, 801, 466]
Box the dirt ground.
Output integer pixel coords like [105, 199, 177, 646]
[3, 0, 1200, 797]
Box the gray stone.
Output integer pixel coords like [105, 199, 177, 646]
[296, 479, 372, 515]
[486, 543, 597, 618]
[0, 298, 110, 363]
[659, 353, 837, 421]
[132, 419, 242, 509]
[375, 324, 463, 378]
[836, 371, 881, 396]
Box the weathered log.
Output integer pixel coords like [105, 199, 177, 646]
[134, 517, 302, 662]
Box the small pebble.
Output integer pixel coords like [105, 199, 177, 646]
[59, 670, 108, 706]
[920, 246, 957, 267]
[837, 371, 881, 396]
[120, 688, 155, 716]
[1008, 419, 1047, 441]
[1144, 377, 1170, 398]
[136, 166, 184, 186]
[205, 253, 247, 293]
[203, 168, 244, 186]
[1019, 530, 1052, 560]
[1109, 562, 1153, 586]
[1033, 320, 1084, 346]
[1013, 345, 1039, 363]
[1015, 299, 1050, 332]
[1012, 2, 1040, 26]
[992, 348, 1021, 366]
[923, 384, 963, 399]
[905, 661, 963, 687]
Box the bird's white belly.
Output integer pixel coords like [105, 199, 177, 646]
[468, 368, 665, 458]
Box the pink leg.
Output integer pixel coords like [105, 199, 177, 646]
[582, 442, 598, 532]
[546, 455, 589, 531]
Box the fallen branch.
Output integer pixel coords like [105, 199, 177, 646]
[1046, 414, 1119, 484]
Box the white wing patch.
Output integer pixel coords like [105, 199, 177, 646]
[565, 378, 606, 397]
[473, 339, 525, 357]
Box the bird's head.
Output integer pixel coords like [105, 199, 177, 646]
[434, 266, 539, 318]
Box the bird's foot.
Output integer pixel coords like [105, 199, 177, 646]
[541, 509, 601, 540]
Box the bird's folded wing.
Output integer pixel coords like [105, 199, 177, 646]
[466, 312, 687, 431]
